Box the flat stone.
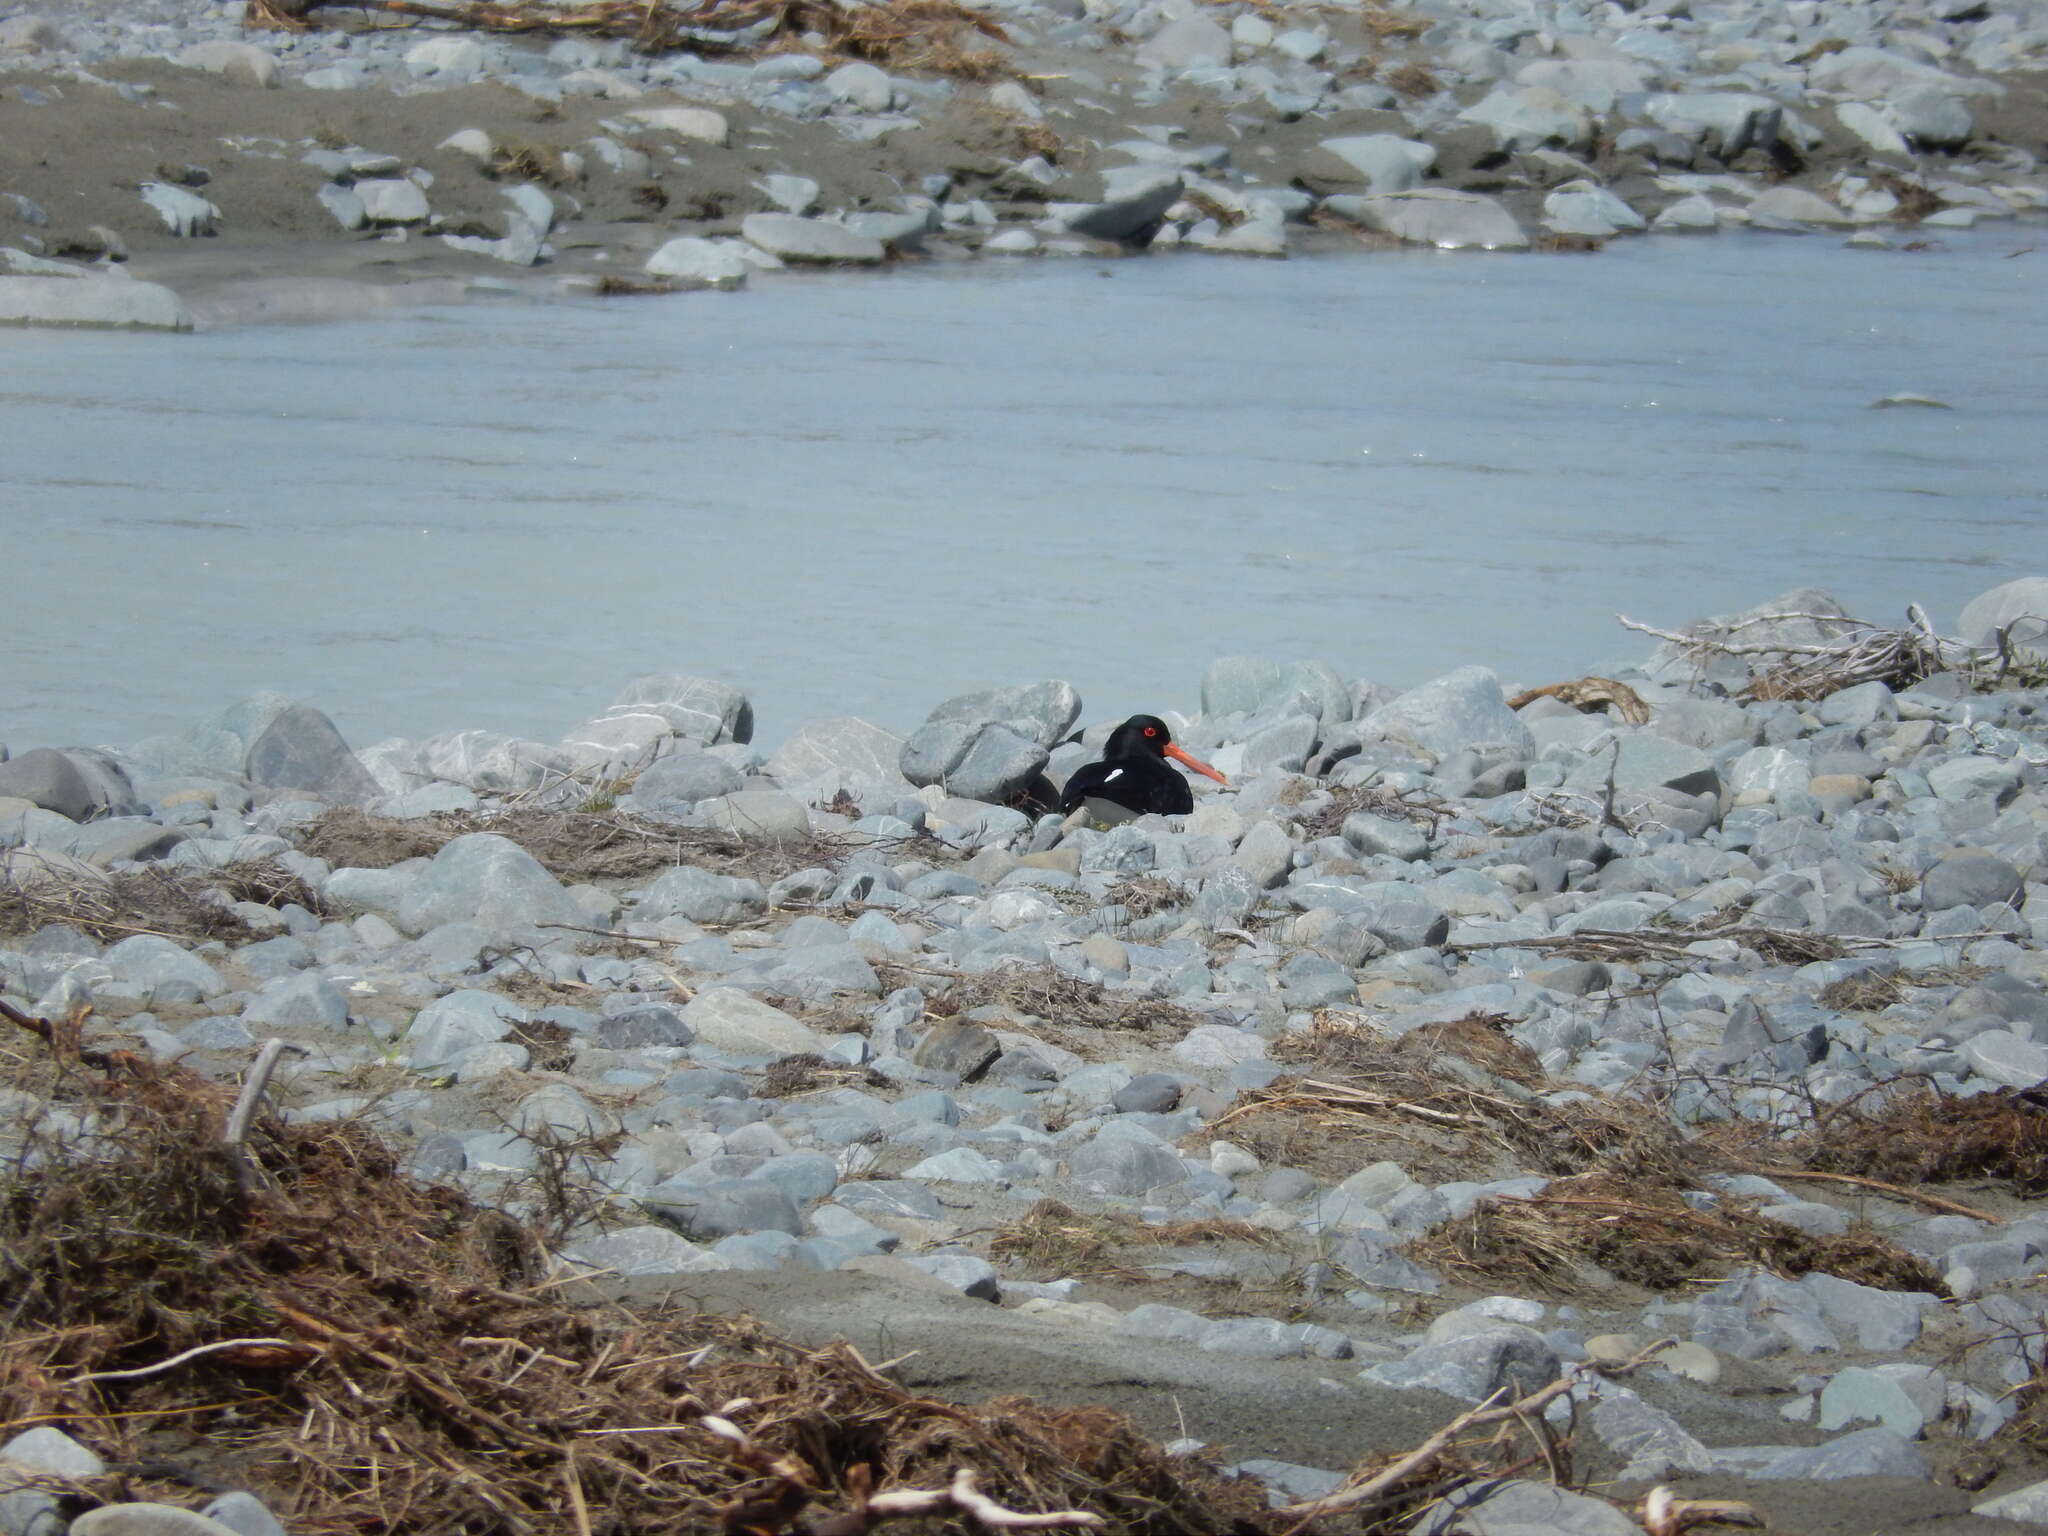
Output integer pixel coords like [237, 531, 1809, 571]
[1415, 1479, 1638, 1536]
[680, 988, 826, 1056]
[355, 179, 430, 226]
[909, 1018, 1001, 1079]
[69, 1507, 243, 1536]
[765, 717, 907, 790]
[1923, 850, 2025, 911]
[628, 106, 729, 143]
[176, 40, 278, 86]
[741, 213, 886, 264]
[645, 237, 749, 289]
[395, 832, 587, 937]
[1321, 189, 1528, 251]
[700, 789, 811, 842]
[636, 866, 766, 924]
[0, 274, 192, 331]
[1361, 667, 1535, 759]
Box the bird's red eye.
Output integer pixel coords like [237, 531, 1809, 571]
[1143, 726, 1157, 737]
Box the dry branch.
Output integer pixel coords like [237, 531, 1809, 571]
[1618, 602, 2005, 700]
[1275, 1337, 1679, 1519]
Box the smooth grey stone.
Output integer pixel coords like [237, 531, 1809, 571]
[902, 1252, 1000, 1299]
[404, 987, 526, 1070]
[68, 1508, 243, 1536]
[1415, 1480, 1639, 1536]
[808, 1204, 897, 1253]
[1113, 1071, 1182, 1114]
[1818, 1364, 1945, 1438]
[198, 1493, 288, 1536]
[611, 674, 752, 744]
[1343, 811, 1428, 861]
[102, 933, 224, 999]
[244, 704, 380, 806]
[1058, 166, 1183, 242]
[636, 865, 766, 924]
[1591, 1386, 1716, 1479]
[1800, 1272, 1937, 1352]
[1963, 1029, 2048, 1087]
[1360, 666, 1534, 759]
[909, 1018, 1000, 1079]
[395, 832, 587, 937]
[901, 720, 1046, 803]
[0, 748, 101, 820]
[832, 1179, 945, 1220]
[1236, 1459, 1344, 1504]
[1976, 1475, 2048, 1522]
[752, 1153, 840, 1203]
[1243, 715, 1318, 776]
[700, 789, 812, 842]
[627, 750, 745, 806]
[741, 212, 885, 264]
[711, 1231, 814, 1270]
[1201, 657, 1348, 722]
[1564, 734, 1719, 799]
[1927, 757, 2023, 805]
[1921, 849, 2025, 911]
[763, 716, 907, 790]
[1, 1425, 106, 1477]
[562, 1223, 733, 1275]
[243, 972, 350, 1031]
[596, 1004, 693, 1049]
[1134, 12, 1229, 69]
[1199, 1317, 1302, 1359]
[1068, 1127, 1188, 1197]
[1363, 1324, 1558, 1403]
[1718, 1426, 1928, 1482]
[642, 1174, 802, 1238]
[1958, 577, 2048, 664]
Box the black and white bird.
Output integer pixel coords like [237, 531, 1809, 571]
[1057, 714, 1228, 822]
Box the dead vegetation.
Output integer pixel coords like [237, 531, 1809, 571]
[1618, 600, 2046, 701]
[989, 1200, 1278, 1286]
[1211, 1011, 1952, 1299]
[245, 0, 1011, 79]
[886, 964, 1211, 1057]
[295, 804, 939, 890]
[1412, 1174, 1947, 1296]
[0, 1018, 1270, 1536]
[1292, 783, 1450, 843]
[0, 857, 326, 946]
[1782, 1082, 2048, 1197]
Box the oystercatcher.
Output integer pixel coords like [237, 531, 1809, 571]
[1058, 714, 1228, 822]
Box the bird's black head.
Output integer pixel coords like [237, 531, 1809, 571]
[1104, 714, 1176, 759]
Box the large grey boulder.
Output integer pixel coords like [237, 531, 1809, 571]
[610, 675, 753, 744]
[1359, 667, 1534, 760]
[624, 750, 745, 808]
[900, 680, 1078, 802]
[0, 749, 101, 821]
[680, 988, 827, 1056]
[1958, 577, 2048, 665]
[1458, 85, 1593, 152]
[1313, 135, 1435, 193]
[1320, 189, 1528, 251]
[765, 718, 907, 791]
[404, 988, 526, 1071]
[1201, 657, 1348, 722]
[1053, 167, 1184, 243]
[0, 275, 192, 331]
[740, 214, 885, 264]
[1134, 14, 1230, 71]
[394, 832, 588, 937]
[635, 866, 766, 924]
[245, 704, 382, 805]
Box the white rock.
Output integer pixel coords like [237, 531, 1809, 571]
[644, 236, 749, 289]
[0, 275, 191, 331]
[439, 127, 495, 160]
[356, 178, 430, 226]
[1323, 189, 1528, 251]
[740, 213, 886, 264]
[405, 37, 486, 78]
[140, 183, 220, 237]
[629, 106, 730, 145]
[176, 40, 278, 87]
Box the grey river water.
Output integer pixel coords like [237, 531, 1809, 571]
[6, 226, 2045, 757]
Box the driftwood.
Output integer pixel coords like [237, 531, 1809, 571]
[1618, 601, 2041, 700]
[244, 0, 1010, 76]
[1506, 676, 1651, 725]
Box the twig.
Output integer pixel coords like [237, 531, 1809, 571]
[65, 1337, 307, 1385]
[1737, 1166, 2003, 1223]
[225, 1038, 302, 1195]
[1275, 1337, 1678, 1519]
[561, 1449, 594, 1536]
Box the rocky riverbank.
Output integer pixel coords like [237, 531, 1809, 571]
[2, 577, 2047, 1534]
[2, 0, 2047, 327]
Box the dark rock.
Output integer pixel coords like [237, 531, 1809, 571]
[909, 1018, 1001, 1080]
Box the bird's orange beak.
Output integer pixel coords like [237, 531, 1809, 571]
[1165, 743, 1229, 786]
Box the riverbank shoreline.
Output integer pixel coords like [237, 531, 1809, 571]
[4, 0, 2048, 328]
[3, 578, 2047, 1533]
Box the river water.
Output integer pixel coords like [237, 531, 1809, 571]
[6, 226, 2044, 757]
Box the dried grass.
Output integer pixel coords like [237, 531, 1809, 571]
[295, 805, 933, 891]
[1293, 783, 1449, 843]
[0, 1040, 1270, 1536]
[988, 1199, 1276, 1285]
[1786, 1083, 2048, 1196]
[1413, 1175, 1947, 1297]
[901, 965, 1209, 1054]
[0, 863, 265, 946]
[1382, 60, 1438, 96]
[251, 0, 1012, 80]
